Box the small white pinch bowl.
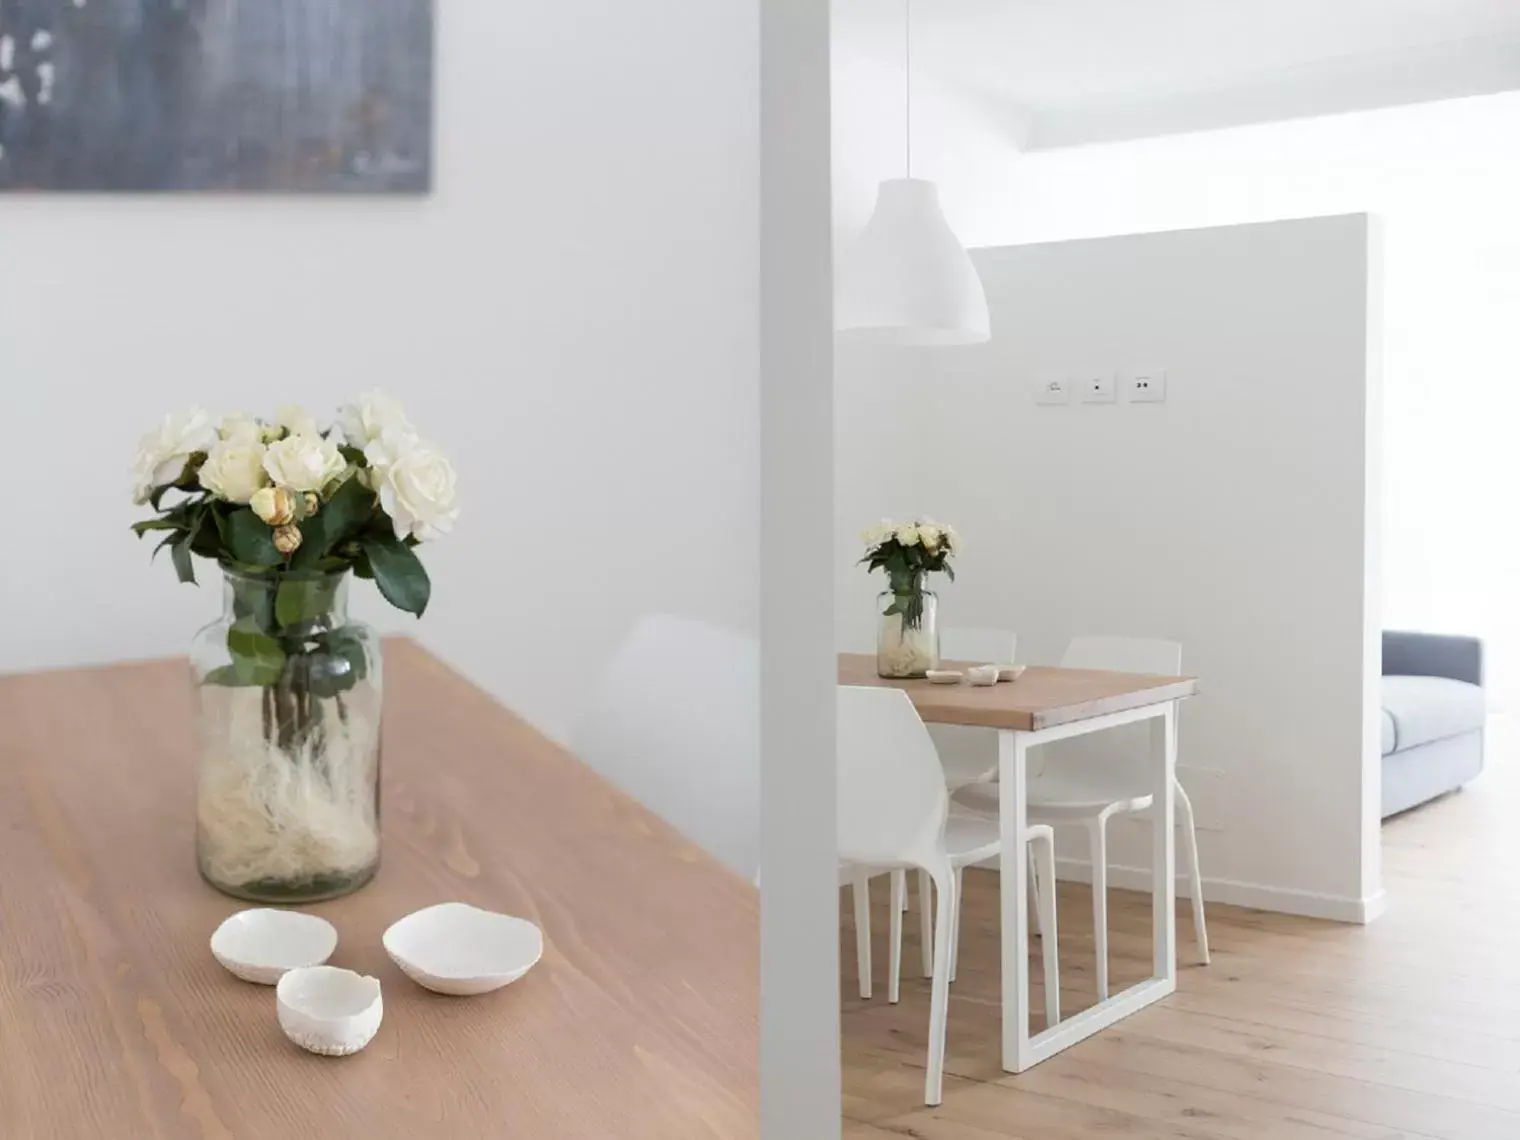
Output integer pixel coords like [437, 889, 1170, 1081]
[966, 664, 1001, 687]
[998, 665, 1028, 682]
[925, 669, 963, 685]
[276, 966, 383, 1057]
[383, 901, 544, 996]
[210, 908, 338, 985]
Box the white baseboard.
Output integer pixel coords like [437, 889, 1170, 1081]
[976, 854, 1386, 925]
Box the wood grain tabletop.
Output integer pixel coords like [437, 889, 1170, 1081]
[838, 654, 1197, 732]
[0, 639, 757, 1140]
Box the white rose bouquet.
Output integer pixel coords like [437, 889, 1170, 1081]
[131, 392, 458, 623]
[859, 518, 958, 630]
[130, 393, 460, 901]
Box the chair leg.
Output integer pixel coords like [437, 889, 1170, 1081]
[852, 870, 872, 1000]
[918, 868, 933, 978]
[1032, 833, 1059, 1029]
[1088, 817, 1109, 1001]
[888, 868, 905, 1003]
[924, 864, 955, 1106]
[1027, 846, 1043, 937]
[1175, 783, 1210, 965]
[949, 867, 964, 983]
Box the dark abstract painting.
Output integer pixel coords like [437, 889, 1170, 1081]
[0, 0, 432, 193]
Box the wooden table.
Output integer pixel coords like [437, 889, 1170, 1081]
[839, 654, 1197, 1073]
[0, 640, 757, 1139]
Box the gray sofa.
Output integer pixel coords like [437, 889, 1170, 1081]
[1382, 631, 1485, 817]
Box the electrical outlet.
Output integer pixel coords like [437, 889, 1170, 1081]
[1079, 372, 1116, 403]
[1126, 369, 1168, 403]
[1035, 375, 1072, 406]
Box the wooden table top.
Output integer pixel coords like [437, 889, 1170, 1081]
[0, 639, 757, 1140]
[838, 653, 1197, 732]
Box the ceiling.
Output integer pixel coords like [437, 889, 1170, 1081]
[834, 0, 1520, 148]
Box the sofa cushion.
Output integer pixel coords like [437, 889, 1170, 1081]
[1381, 675, 1485, 755]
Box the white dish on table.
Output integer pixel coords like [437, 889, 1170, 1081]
[925, 670, 963, 685]
[210, 908, 338, 985]
[276, 965, 383, 1056]
[998, 665, 1027, 682]
[966, 664, 1001, 687]
[383, 901, 544, 996]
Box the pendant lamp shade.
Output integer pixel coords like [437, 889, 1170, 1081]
[836, 178, 991, 346]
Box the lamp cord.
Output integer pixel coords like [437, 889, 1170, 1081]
[904, 0, 912, 177]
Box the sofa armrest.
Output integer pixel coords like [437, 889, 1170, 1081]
[1382, 631, 1483, 686]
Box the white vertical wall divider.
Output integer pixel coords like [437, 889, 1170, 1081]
[762, 0, 838, 1135]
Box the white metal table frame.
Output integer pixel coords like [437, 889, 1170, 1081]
[996, 697, 1178, 1072]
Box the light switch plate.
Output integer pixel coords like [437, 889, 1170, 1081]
[1126, 368, 1168, 403]
[1079, 372, 1116, 403]
[1035, 375, 1072, 406]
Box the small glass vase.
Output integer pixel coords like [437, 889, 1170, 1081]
[190, 567, 383, 903]
[877, 588, 939, 679]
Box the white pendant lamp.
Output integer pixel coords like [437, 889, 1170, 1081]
[836, 0, 990, 346]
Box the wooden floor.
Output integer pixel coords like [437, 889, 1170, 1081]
[841, 729, 1520, 1139]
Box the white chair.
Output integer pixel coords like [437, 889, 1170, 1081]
[897, 627, 1021, 978]
[571, 614, 759, 881]
[953, 635, 1209, 1001]
[933, 626, 1019, 790]
[839, 685, 1057, 1106]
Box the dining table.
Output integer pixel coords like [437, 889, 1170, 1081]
[838, 652, 1198, 1073]
[0, 638, 758, 1139]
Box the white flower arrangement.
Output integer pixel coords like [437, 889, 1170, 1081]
[131, 392, 459, 618]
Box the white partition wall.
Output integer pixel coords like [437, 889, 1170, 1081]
[835, 215, 1384, 920]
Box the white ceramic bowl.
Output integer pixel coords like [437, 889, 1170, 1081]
[276, 966, 383, 1056]
[966, 664, 1001, 687]
[925, 670, 963, 685]
[997, 665, 1027, 682]
[383, 902, 544, 996]
[210, 909, 338, 985]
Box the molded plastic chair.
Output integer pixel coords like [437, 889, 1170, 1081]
[953, 635, 1209, 1000]
[897, 627, 1023, 977]
[571, 614, 759, 881]
[839, 685, 1057, 1106]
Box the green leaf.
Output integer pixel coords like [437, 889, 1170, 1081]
[361, 533, 431, 617]
[275, 577, 332, 629]
[132, 518, 183, 536]
[202, 665, 243, 686]
[291, 476, 375, 569]
[227, 617, 285, 686]
[226, 509, 283, 567]
[942, 563, 955, 582]
[170, 537, 196, 585]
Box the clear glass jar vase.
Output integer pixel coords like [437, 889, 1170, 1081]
[877, 587, 939, 679]
[190, 567, 382, 903]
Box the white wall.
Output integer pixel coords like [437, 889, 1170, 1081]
[1003, 92, 1520, 710]
[837, 217, 1383, 918]
[0, 2, 759, 745]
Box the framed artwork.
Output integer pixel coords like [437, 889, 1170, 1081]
[0, 0, 433, 193]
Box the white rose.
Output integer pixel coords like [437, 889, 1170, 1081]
[895, 524, 921, 546]
[262, 432, 347, 493]
[131, 407, 219, 505]
[199, 440, 270, 503]
[275, 404, 321, 439]
[338, 390, 413, 449]
[365, 428, 460, 541]
[943, 525, 961, 552]
[919, 525, 942, 551]
[219, 412, 263, 445]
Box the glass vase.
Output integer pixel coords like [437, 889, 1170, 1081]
[877, 588, 939, 679]
[190, 567, 382, 903]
